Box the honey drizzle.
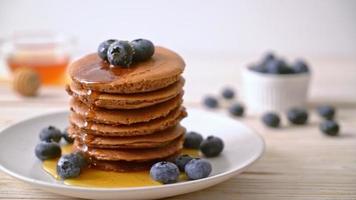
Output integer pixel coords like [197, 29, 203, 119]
[42, 145, 199, 188]
[73, 54, 148, 84]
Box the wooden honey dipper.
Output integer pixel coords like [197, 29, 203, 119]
[10, 68, 41, 97]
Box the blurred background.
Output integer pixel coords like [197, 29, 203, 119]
[0, 0, 355, 103]
[1, 1, 356, 198]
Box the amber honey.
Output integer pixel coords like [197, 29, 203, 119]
[3, 32, 73, 85]
[7, 53, 69, 85]
[43, 144, 199, 188]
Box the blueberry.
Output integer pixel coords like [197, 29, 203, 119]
[57, 153, 83, 179]
[249, 64, 267, 73]
[263, 52, 275, 61]
[261, 52, 275, 65]
[287, 108, 308, 125]
[184, 131, 203, 149]
[35, 142, 61, 161]
[184, 158, 212, 180]
[175, 154, 193, 172]
[131, 39, 155, 62]
[229, 103, 244, 117]
[317, 105, 335, 120]
[292, 59, 309, 73]
[65, 152, 88, 169]
[262, 112, 280, 128]
[39, 126, 62, 142]
[150, 161, 180, 184]
[62, 127, 74, 143]
[221, 87, 235, 99]
[97, 39, 118, 61]
[107, 40, 134, 67]
[200, 136, 224, 157]
[320, 120, 339, 136]
[265, 59, 294, 74]
[203, 96, 218, 108]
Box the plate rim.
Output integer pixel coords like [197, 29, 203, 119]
[0, 108, 265, 192]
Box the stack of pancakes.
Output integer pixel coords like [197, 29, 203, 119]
[66, 47, 186, 172]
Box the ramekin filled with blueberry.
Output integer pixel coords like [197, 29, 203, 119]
[241, 52, 311, 114]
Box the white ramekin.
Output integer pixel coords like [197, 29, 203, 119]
[241, 67, 311, 114]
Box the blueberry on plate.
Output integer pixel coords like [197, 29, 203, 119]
[320, 120, 339, 136]
[292, 59, 309, 73]
[39, 126, 62, 143]
[287, 108, 308, 125]
[228, 103, 244, 117]
[317, 105, 335, 120]
[175, 154, 193, 172]
[265, 59, 294, 74]
[262, 112, 280, 128]
[150, 161, 180, 184]
[35, 141, 61, 161]
[184, 131, 203, 149]
[203, 96, 219, 108]
[221, 87, 235, 99]
[200, 136, 224, 157]
[65, 152, 88, 169]
[57, 153, 84, 179]
[107, 40, 134, 67]
[131, 39, 155, 62]
[97, 39, 118, 61]
[62, 127, 74, 143]
[184, 158, 212, 180]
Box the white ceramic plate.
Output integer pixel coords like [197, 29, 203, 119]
[0, 108, 264, 200]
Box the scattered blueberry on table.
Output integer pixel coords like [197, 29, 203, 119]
[203, 96, 219, 108]
[200, 136, 224, 157]
[150, 161, 180, 184]
[287, 108, 309, 125]
[262, 112, 281, 128]
[221, 87, 235, 99]
[175, 154, 194, 172]
[228, 103, 244, 117]
[317, 105, 335, 120]
[57, 153, 84, 179]
[184, 131, 203, 149]
[184, 158, 212, 180]
[320, 120, 340, 136]
[35, 141, 61, 161]
[39, 126, 62, 143]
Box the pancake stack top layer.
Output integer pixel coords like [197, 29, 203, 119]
[66, 47, 187, 172]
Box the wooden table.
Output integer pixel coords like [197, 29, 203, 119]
[0, 57, 355, 199]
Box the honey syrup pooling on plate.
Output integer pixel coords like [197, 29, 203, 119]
[42, 144, 199, 188]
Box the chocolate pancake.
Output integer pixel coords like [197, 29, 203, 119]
[73, 135, 184, 162]
[69, 93, 182, 125]
[67, 78, 184, 109]
[68, 47, 185, 94]
[70, 106, 187, 136]
[68, 125, 185, 149]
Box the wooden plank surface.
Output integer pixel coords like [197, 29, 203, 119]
[0, 58, 356, 199]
